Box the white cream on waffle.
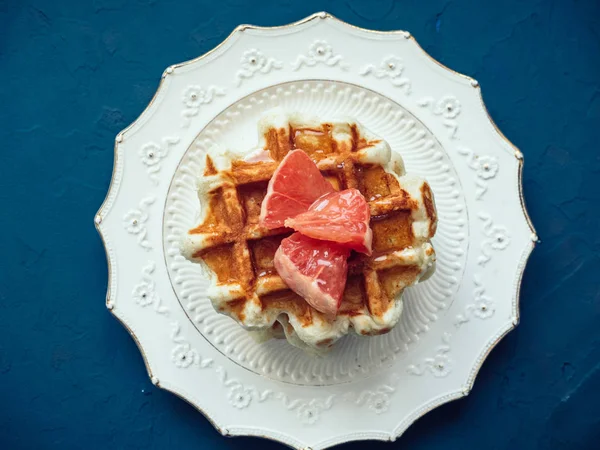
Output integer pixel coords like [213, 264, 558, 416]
[181, 108, 437, 351]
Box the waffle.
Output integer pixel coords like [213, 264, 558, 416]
[181, 109, 437, 351]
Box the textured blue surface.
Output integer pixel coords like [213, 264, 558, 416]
[1, 0, 599, 449]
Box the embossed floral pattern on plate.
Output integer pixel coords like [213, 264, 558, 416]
[95, 12, 537, 450]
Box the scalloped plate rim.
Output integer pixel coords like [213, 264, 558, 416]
[94, 11, 537, 449]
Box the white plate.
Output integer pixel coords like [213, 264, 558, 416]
[96, 12, 536, 449]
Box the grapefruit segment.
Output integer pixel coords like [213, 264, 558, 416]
[274, 233, 349, 317]
[285, 188, 373, 255]
[259, 150, 334, 229]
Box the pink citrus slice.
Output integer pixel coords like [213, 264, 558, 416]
[274, 233, 349, 317]
[285, 188, 372, 255]
[259, 150, 334, 229]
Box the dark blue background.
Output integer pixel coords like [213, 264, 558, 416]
[1, 0, 599, 448]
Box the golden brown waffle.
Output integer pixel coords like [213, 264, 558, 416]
[181, 110, 437, 351]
